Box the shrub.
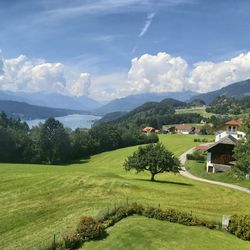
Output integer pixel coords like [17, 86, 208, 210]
[77, 216, 106, 241]
[227, 215, 250, 241]
[62, 231, 81, 250]
[187, 150, 206, 162]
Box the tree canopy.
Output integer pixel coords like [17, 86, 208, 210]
[124, 143, 181, 181]
[234, 113, 250, 175]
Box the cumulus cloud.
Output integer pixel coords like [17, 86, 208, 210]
[189, 52, 250, 92]
[128, 52, 188, 93]
[70, 73, 91, 96]
[126, 51, 250, 96]
[0, 54, 91, 97]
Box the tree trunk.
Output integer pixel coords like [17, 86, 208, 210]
[151, 173, 155, 181]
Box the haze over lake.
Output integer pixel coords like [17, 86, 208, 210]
[26, 114, 102, 130]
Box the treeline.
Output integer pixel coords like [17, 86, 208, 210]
[206, 95, 250, 115]
[0, 112, 158, 164]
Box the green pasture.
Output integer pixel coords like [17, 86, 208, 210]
[0, 134, 250, 250]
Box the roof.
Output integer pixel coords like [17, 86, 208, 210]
[196, 145, 209, 151]
[207, 135, 237, 151]
[175, 124, 193, 131]
[224, 119, 241, 126]
[143, 127, 155, 132]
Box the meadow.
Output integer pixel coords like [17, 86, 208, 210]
[175, 106, 213, 118]
[0, 134, 250, 250]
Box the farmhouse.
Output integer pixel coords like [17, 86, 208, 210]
[162, 124, 200, 135]
[215, 119, 245, 142]
[206, 135, 237, 173]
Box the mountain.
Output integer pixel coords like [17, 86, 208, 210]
[0, 100, 89, 119]
[94, 91, 197, 115]
[95, 98, 199, 128]
[0, 91, 101, 111]
[192, 79, 250, 104]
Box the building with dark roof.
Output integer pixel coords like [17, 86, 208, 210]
[206, 135, 237, 173]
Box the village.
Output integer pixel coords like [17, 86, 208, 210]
[143, 118, 248, 176]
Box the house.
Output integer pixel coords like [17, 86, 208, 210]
[215, 119, 245, 142]
[175, 124, 200, 135]
[206, 135, 237, 173]
[162, 124, 200, 134]
[162, 125, 176, 134]
[143, 127, 156, 133]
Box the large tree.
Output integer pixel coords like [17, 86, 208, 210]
[234, 113, 250, 175]
[37, 118, 71, 164]
[124, 143, 180, 181]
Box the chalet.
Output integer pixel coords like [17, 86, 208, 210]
[143, 127, 156, 133]
[206, 135, 237, 173]
[215, 119, 245, 142]
[162, 124, 200, 134]
[175, 124, 200, 135]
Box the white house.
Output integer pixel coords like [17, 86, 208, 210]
[215, 119, 245, 142]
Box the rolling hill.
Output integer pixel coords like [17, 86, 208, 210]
[192, 79, 250, 103]
[0, 100, 89, 119]
[94, 91, 197, 115]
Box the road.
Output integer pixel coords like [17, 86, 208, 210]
[179, 147, 250, 194]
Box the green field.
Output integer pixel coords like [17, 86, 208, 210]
[186, 160, 250, 189]
[175, 106, 214, 118]
[84, 216, 250, 250]
[0, 134, 250, 249]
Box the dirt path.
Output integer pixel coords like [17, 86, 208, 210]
[179, 148, 250, 194]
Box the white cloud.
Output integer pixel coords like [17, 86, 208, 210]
[139, 12, 156, 37]
[126, 51, 250, 97]
[0, 54, 91, 97]
[70, 73, 91, 96]
[128, 52, 188, 93]
[189, 52, 250, 92]
[2, 51, 250, 102]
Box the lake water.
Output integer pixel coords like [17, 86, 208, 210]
[26, 114, 102, 130]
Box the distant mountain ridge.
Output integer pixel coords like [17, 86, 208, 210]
[94, 91, 197, 115]
[0, 100, 89, 119]
[0, 91, 101, 111]
[192, 79, 250, 103]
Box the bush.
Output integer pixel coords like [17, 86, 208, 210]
[227, 215, 250, 241]
[77, 216, 106, 241]
[187, 150, 206, 162]
[62, 231, 81, 250]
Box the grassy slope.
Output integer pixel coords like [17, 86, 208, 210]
[84, 216, 250, 250]
[1, 135, 250, 249]
[175, 106, 213, 118]
[186, 160, 250, 189]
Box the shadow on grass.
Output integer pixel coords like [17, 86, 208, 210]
[135, 178, 193, 186]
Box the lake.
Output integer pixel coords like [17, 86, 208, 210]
[26, 114, 102, 130]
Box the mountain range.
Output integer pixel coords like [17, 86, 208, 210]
[192, 79, 250, 103]
[94, 91, 197, 115]
[0, 100, 89, 119]
[0, 91, 101, 111]
[1, 79, 250, 119]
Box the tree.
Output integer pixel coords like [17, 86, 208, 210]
[124, 143, 181, 181]
[234, 113, 250, 175]
[37, 118, 71, 164]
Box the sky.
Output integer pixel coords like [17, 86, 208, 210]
[1, 0, 250, 101]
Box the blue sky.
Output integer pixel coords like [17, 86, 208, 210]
[1, 0, 250, 100]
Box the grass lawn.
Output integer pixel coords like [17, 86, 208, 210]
[84, 216, 250, 250]
[1, 135, 250, 249]
[186, 160, 250, 189]
[175, 106, 214, 118]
